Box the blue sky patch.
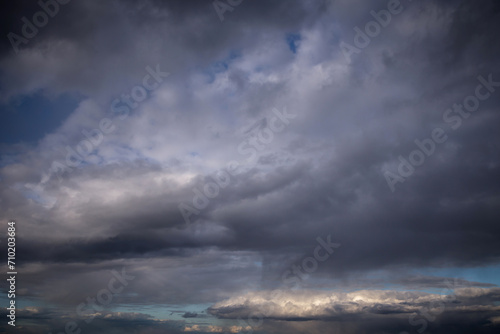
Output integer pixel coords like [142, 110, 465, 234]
[286, 33, 301, 54]
[0, 92, 82, 145]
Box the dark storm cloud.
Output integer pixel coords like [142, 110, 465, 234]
[0, 0, 324, 102]
[1, 0, 499, 268]
[1, 0, 500, 333]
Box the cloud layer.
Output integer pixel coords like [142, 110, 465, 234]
[1, 0, 500, 333]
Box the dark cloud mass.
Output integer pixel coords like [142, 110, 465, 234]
[1, 0, 500, 333]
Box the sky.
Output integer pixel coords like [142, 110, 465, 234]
[0, 0, 500, 333]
